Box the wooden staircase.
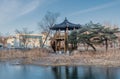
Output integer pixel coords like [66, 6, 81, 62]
[51, 32, 66, 52]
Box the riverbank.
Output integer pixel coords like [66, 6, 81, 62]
[0, 48, 120, 67]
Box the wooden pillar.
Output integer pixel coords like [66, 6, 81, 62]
[66, 27, 68, 52]
[55, 31, 57, 52]
[64, 30, 66, 53]
[64, 27, 68, 53]
[59, 29, 61, 51]
[55, 40, 57, 52]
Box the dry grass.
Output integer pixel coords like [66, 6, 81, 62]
[71, 48, 120, 66]
[0, 48, 50, 61]
[31, 48, 120, 66]
[1, 48, 120, 67]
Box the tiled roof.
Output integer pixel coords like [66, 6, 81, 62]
[50, 17, 81, 30]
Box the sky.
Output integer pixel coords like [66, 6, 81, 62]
[0, 0, 120, 35]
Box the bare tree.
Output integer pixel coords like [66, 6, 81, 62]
[38, 11, 60, 47]
[0, 33, 9, 48]
[15, 28, 33, 35]
[15, 28, 33, 48]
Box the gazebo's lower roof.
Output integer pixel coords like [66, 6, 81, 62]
[50, 18, 81, 31]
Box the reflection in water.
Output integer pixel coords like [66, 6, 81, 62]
[65, 66, 69, 79]
[52, 66, 61, 79]
[0, 63, 120, 79]
[51, 66, 120, 79]
[82, 67, 93, 79]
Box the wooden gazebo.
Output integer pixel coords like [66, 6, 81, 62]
[50, 18, 81, 53]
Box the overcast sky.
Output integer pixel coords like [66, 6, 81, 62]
[0, 0, 120, 34]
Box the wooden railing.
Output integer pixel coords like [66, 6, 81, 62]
[54, 32, 65, 40]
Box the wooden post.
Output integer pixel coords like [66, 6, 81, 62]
[64, 30, 66, 53]
[64, 27, 68, 53]
[58, 29, 61, 51]
[66, 27, 68, 52]
[59, 29, 61, 51]
[55, 31, 57, 52]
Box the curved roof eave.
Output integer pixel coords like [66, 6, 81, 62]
[50, 18, 81, 30]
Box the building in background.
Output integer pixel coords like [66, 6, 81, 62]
[16, 34, 42, 48]
[6, 33, 50, 48]
[7, 36, 16, 48]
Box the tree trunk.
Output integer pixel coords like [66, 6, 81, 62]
[105, 39, 108, 51]
[86, 45, 89, 51]
[87, 42, 96, 51]
[42, 30, 50, 48]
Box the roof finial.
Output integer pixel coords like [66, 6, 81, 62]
[65, 17, 67, 21]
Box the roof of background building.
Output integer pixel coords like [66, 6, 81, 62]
[16, 34, 42, 39]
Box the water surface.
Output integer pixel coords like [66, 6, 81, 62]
[0, 62, 120, 79]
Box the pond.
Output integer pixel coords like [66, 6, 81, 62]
[0, 62, 120, 79]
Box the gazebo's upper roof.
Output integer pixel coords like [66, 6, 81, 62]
[50, 17, 81, 30]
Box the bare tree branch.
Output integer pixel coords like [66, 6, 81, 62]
[38, 11, 60, 47]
